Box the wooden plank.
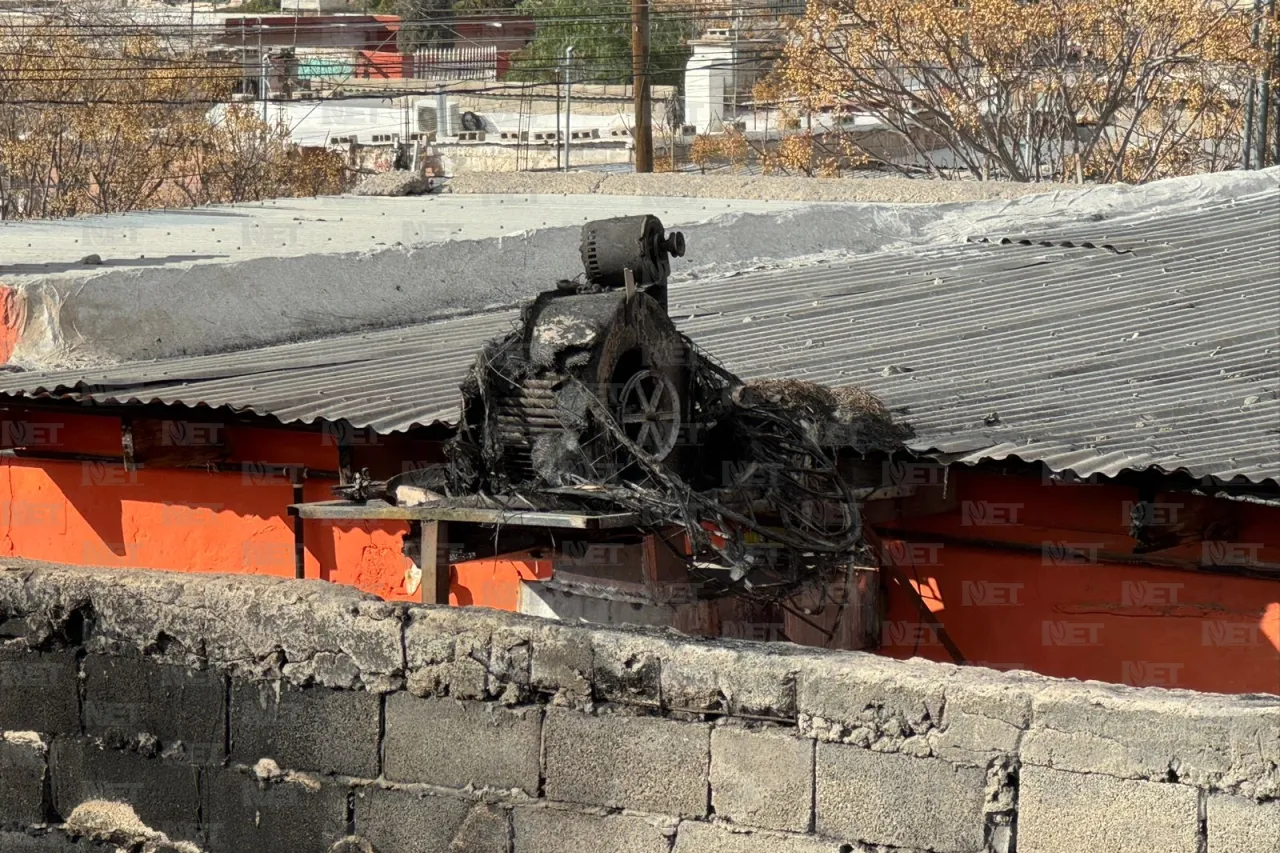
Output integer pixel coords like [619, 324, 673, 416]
[420, 520, 452, 605]
[289, 501, 640, 529]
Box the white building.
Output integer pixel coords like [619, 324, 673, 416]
[683, 33, 775, 133]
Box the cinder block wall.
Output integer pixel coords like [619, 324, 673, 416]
[0, 565, 1275, 853]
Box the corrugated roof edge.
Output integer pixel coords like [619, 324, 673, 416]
[9, 385, 1277, 491]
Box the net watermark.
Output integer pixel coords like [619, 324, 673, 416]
[320, 421, 380, 447]
[158, 421, 223, 447]
[1122, 500, 1183, 526]
[1202, 621, 1264, 647]
[1041, 542, 1103, 566]
[559, 541, 628, 568]
[1120, 581, 1183, 607]
[81, 461, 140, 487]
[0, 420, 63, 447]
[960, 501, 1023, 526]
[881, 621, 943, 648]
[881, 541, 944, 567]
[960, 581, 1025, 606]
[1041, 621, 1103, 646]
[721, 621, 786, 642]
[1202, 541, 1264, 567]
[881, 461, 947, 488]
[241, 541, 294, 571]
[240, 462, 303, 487]
[0, 500, 64, 528]
[1121, 661, 1183, 687]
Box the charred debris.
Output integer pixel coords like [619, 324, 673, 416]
[337, 214, 913, 604]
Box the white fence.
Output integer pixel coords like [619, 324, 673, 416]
[413, 45, 500, 82]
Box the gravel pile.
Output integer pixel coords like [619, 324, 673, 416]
[445, 171, 1076, 203]
[352, 171, 433, 197]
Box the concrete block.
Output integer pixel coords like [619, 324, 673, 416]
[383, 694, 541, 795]
[512, 807, 671, 853]
[49, 738, 202, 846]
[1018, 765, 1199, 853]
[928, 667, 1038, 765]
[588, 630, 665, 707]
[404, 607, 533, 701]
[543, 709, 709, 818]
[0, 648, 79, 735]
[82, 655, 224, 758]
[797, 653, 949, 752]
[0, 735, 48, 827]
[1207, 794, 1280, 853]
[710, 726, 812, 832]
[660, 640, 801, 719]
[674, 822, 845, 853]
[814, 743, 985, 852]
[231, 680, 380, 778]
[530, 622, 593, 702]
[1025, 681, 1280, 797]
[353, 787, 507, 853]
[204, 768, 349, 853]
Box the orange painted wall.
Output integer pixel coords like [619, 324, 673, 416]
[0, 456, 426, 602]
[876, 469, 1280, 695]
[450, 551, 553, 611]
[1, 404, 1277, 695]
[0, 405, 550, 607]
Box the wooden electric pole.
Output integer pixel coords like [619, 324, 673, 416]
[632, 0, 654, 172]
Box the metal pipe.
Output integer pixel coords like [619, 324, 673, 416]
[260, 25, 269, 123]
[565, 46, 575, 172]
[1261, 0, 1278, 166]
[1245, 0, 1265, 168]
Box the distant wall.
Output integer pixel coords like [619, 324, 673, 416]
[0, 565, 1276, 853]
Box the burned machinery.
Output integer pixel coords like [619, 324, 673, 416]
[352, 215, 906, 602]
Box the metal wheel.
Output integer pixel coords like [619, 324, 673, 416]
[617, 369, 681, 460]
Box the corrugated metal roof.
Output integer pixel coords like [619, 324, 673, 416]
[1, 187, 1276, 484]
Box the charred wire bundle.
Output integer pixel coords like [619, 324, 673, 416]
[337, 215, 911, 603]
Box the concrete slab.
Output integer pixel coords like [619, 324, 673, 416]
[0, 194, 813, 369]
[0, 194, 805, 278]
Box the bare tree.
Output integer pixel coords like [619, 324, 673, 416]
[0, 11, 350, 220]
[761, 0, 1267, 182]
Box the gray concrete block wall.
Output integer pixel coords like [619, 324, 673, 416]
[383, 694, 542, 794]
[1017, 765, 1202, 853]
[0, 564, 1276, 853]
[710, 726, 813, 833]
[230, 680, 381, 778]
[0, 735, 48, 827]
[815, 744, 988, 852]
[543, 709, 711, 817]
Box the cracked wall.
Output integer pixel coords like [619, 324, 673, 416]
[0, 563, 1275, 853]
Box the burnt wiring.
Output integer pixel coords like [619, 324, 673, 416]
[333, 214, 912, 612]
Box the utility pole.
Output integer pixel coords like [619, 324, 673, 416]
[632, 0, 653, 173]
